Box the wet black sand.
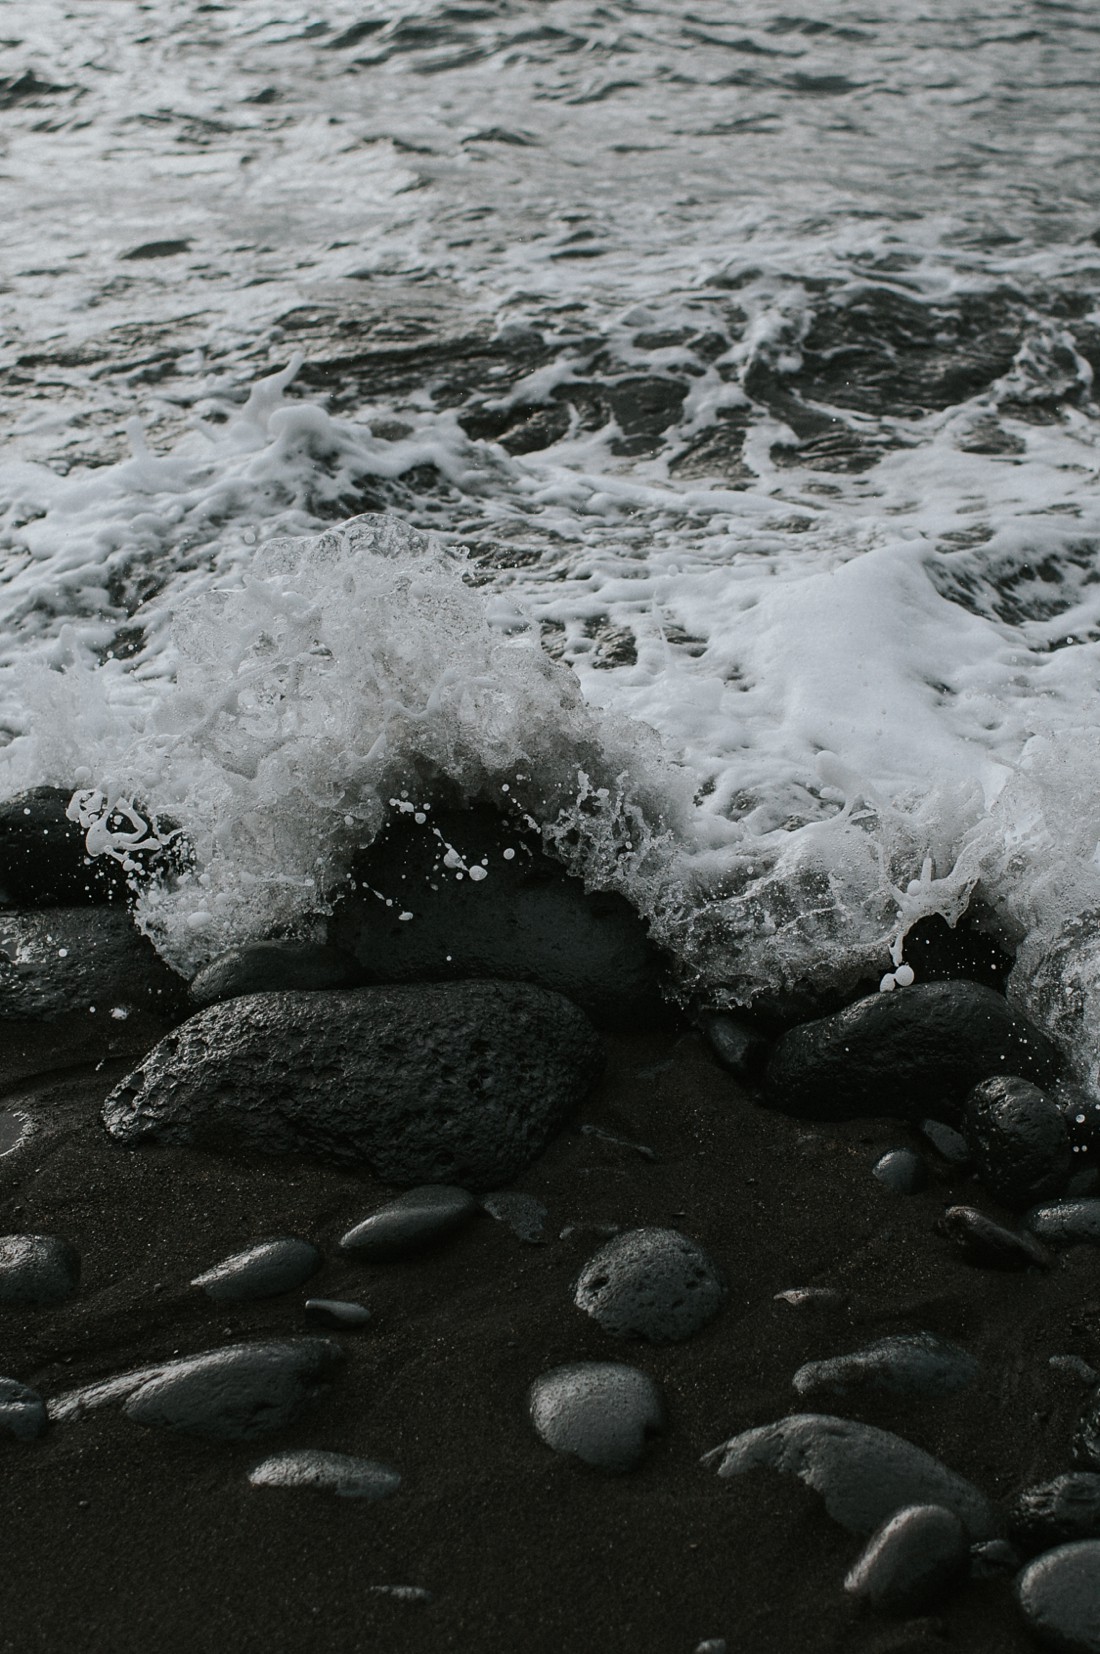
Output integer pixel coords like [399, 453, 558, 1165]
[0, 1008, 1092, 1654]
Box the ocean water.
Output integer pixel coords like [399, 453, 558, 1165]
[3, 2, 1100, 1074]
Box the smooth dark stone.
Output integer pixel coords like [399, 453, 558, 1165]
[573, 1227, 724, 1344]
[699, 1012, 770, 1080]
[963, 1075, 1073, 1209]
[1074, 1393, 1100, 1471]
[1017, 1542, 1100, 1653]
[873, 1148, 927, 1194]
[941, 1205, 1051, 1271]
[248, 1449, 400, 1499]
[0, 1377, 48, 1441]
[970, 1538, 1023, 1579]
[920, 1118, 972, 1166]
[843, 1503, 968, 1615]
[327, 804, 666, 1031]
[189, 942, 360, 1006]
[190, 1237, 322, 1302]
[303, 1299, 372, 1329]
[764, 981, 1059, 1122]
[0, 1234, 80, 1306]
[702, 1414, 998, 1539]
[1028, 1199, 1100, 1247]
[1010, 1475, 1100, 1556]
[102, 980, 602, 1189]
[0, 787, 134, 905]
[340, 1186, 478, 1260]
[122, 1339, 342, 1442]
[0, 908, 188, 1020]
[527, 1361, 666, 1473]
[793, 1333, 979, 1401]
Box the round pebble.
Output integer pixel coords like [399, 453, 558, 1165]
[1010, 1475, 1100, 1556]
[0, 1234, 80, 1306]
[527, 1360, 666, 1473]
[872, 1149, 927, 1194]
[339, 1186, 479, 1260]
[573, 1227, 724, 1344]
[248, 1448, 400, 1499]
[963, 1074, 1072, 1209]
[1018, 1541, 1100, 1653]
[191, 1237, 321, 1302]
[304, 1298, 372, 1329]
[0, 1376, 47, 1441]
[844, 1503, 968, 1615]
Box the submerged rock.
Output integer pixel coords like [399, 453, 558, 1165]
[1017, 1541, 1100, 1653]
[1010, 1474, 1100, 1556]
[190, 1237, 321, 1302]
[1027, 1199, 1100, 1247]
[941, 1205, 1051, 1271]
[0, 1234, 80, 1306]
[0, 1377, 47, 1441]
[122, 1339, 342, 1442]
[702, 1414, 998, 1539]
[527, 1361, 666, 1472]
[102, 980, 602, 1189]
[963, 1074, 1073, 1209]
[764, 981, 1059, 1121]
[843, 1503, 968, 1615]
[340, 1186, 478, 1260]
[573, 1227, 724, 1344]
[189, 941, 359, 1006]
[872, 1148, 927, 1194]
[248, 1449, 400, 1499]
[0, 908, 187, 1020]
[793, 1333, 979, 1401]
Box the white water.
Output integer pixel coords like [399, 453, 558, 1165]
[3, 1, 1100, 1076]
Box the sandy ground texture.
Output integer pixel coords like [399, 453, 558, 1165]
[0, 1006, 1092, 1654]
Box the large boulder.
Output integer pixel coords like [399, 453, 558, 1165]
[102, 980, 603, 1188]
[0, 787, 182, 906]
[764, 980, 1059, 1122]
[0, 908, 188, 1020]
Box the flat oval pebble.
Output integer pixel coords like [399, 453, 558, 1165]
[573, 1227, 723, 1344]
[942, 1205, 1050, 1271]
[191, 1237, 321, 1301]
[844, 1503, 968, 1615]
[304, 1298, 372, 1329]
[0, 1376, 47, 1441]
[702, 1413, 998, 1539]
[527, 1361, 666, 1473]
[872, 1149, 927, 1194]
[340, 1186, 479, 1260]
[123, 1338, 342, 1442]
[793, 1333, 979, 1401]
[0, 1234, 80, 1306]
[963, 1074, 1073, 1209]
[1027, 1199, 1100, 1247]
[248, 1449, 400, 1499]
[1018, 1541, 1100, 1653]
[1010, 1475, 1100, 1556]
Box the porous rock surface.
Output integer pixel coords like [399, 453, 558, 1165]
[1010, 1474, 1100, 1556]
[0, 908, 187, 1020]
[765, 980, 1059, 1121]
[527, 1360, 666, 1472]
[792, 1333, 979, 1401]
[102, 980, 602, 1189]
[248, 1449, 400, 1498]
[573, 1227, 724, 1343]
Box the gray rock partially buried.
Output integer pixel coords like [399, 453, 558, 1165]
[101, 980, 603, 1189]
[123, 1339, 342, 1442]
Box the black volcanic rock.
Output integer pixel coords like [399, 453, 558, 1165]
[573, 1227, 723, 1344]
[0, 787, 182, 906]
[963, 1074, 1073, 1209]
[339, 1186, 479, 1259]
[527, 1361, 666, 1473]
[0, 908, 188, 1020]
[0, 1234, 80, 1306]
[1010, 1474, 1100, 1556]
[122, 1339, 342, 1443]
[764, 980, 1059, 1121]
[941, 1205, 1052, 1271]
[843, 1503, 968, 1615]
[190, 1238, 322, 1302]
[102, 980, 603, 1189]
[189, 941, 360, 1006]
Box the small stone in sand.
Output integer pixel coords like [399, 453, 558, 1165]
[0, 1234, 80, 1305]
[573, 1227, 723, 1344]
[963, 1074, 1073, 1210]
[528, 1361, 666, 1472]
[941, 1205, 1050, 1271]
[872, 1148, 927, 1193]
[0, 1377, 47, 1441]
[191, 1237, 322, 1301]
[1017, 1541, 1100, 1653]
[340, 1186, 479, 1260]
[844, 1503, 968, 1615]
[304, 1298, 372, 1329]
[248, 1449, 400, 1499]
[1027, 1198, 1100, 1247]
[123, 1338, 342, 1442]
[481, 1190, 548, 1243]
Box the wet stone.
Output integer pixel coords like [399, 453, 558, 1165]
[702, 1414, 998, 1539]
[1027, 1198, 1100, 1247]
[0, 1377, 47, 1441]
[963, 1074, 1073, 1210]
[122, 1338, 342, 1443]
[0, 908, 187, 1021]
[793, 1333, 979, 1402]
[920, 1119, 971, 1166]
[970, 1538, 1023, 1579]
[765, 981, 1059, 1122]
[527, 1360, 666, 1473]
[340, 1186, 479, 1261]
[304, 1298, 372, 1329]
[189, 941, 360, 1006]
[248, 1448, 400, 1499]
[573, 1227, 724, 1344]
[0, 1234, 80, 1306]
[0, 786, 131, 905]
[941, 1205, 1050, 1271]
[843, 1503, 968, 1616]
[1010, 1474, 1100, 1556]
[1017, 1541, 1100, 1654]
[873, 1149, 927, 1194]
[700, 1011, 770, 1081]
[190, 1237, 321, 1302]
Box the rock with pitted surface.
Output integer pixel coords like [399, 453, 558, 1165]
[0, 1234, 80, 1306]
[191, 1237, 322, 1302]
[122, 1339, 342, 1442]
[527, 1361, 666, 1473]
[0, 1377, 48, 1441]
[102, 980, 602, 1189]
[0, 908, 187, 1020]
[0, 787, 137, 905]
[765, 981, 1059, 1121]
[1017, 1541, 1100, 1653]
[843, 1503, 968, 1615]
[573, 1227, 723, 1344]
[189, 941, 360, 1006]
[1010, 1474, 1100, 1557]
[963, 1074, 1073, 1209]
[340, 1186, 478, 1260]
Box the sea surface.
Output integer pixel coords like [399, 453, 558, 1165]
[3, 2, 1100, 1075]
